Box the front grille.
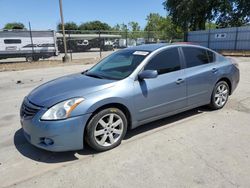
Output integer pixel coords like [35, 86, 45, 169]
[20, 98, 41, 119]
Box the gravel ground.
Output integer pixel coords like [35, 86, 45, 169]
[0, 57, 249, 188]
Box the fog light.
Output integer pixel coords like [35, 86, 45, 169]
[43, 138, 54, 146]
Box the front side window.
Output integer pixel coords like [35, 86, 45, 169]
[144, 48, 181, 75]
[182, 47, 210, 68]
[86, 50, 149, 80]
[4, 39, 21, 44]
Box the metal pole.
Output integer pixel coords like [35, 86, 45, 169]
[147, 29, 150, 43]
[234, 27, 239, 51]
[184, 22, 188, 42]
[99, 30, 102, 58]
[125, 25, 128, 47]
[208, 22, 211, 48]
[59, 0, 70, 62]
[29, 22, 34, 61]
[69, 32, 72, 60]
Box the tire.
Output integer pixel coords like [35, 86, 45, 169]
[85, 108, 127, 152]
[33, 56, 39, 61]
[26, 56, 33, 62]
[210, 81, 229, 110]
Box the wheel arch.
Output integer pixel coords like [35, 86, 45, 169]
[85, 102, 132, 132]
[217, 77, 232, 95]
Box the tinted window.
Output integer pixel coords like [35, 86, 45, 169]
[207, 50, 215, 62]
[183, 47, 210, 68]
[144, 48, 181, 75]
[4, 39, 21, 44]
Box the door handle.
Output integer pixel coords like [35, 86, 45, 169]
[212, 68, 218, 73]
[176, 78, 184, 84]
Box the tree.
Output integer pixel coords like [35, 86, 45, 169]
[3, 22, 25, 30]
[111, 23, 128, 39]
[163, 0, 250, 31]
[215, 0, 250, 28]
[112, 24, 121, 31]
[128, 22, 140, 32]
[205, 22, 218, 30]
[145, 13, 163, 32]
[57, 22, 78, 31]
[78, 21, 111, 31]
[112, 23, 128, 32]
[128, 22, 141, 39]
[119, 24, 128, 32]
[163, 0, 218, 32]
[144, 13, 183, 41]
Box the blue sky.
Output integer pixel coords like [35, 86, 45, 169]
[0, 0, 166, 30]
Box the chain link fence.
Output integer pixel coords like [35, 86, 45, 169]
[0, 29, 184, 63]
[57, 30, 184, 60]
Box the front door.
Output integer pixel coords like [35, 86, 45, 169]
[133, 47, 187, 122]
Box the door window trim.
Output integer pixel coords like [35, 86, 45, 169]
[142, 46, 184, 75]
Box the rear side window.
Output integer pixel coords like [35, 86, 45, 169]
[4, 39, 21, 44]
[144, 48, 181, 75]
[182, 47, 210, 68]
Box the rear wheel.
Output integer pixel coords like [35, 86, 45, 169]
[33, 56, 39, 61]
[85, 108, 127, 151]
[210, 81, 229, 110]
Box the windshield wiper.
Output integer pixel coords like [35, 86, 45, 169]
[84, 72, 104, 79]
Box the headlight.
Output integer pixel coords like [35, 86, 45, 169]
[41, 98, 84, 120]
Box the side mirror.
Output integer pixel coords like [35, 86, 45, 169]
[138, 70, 158, 80]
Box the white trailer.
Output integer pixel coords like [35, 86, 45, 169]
[0, 30, 58, 62]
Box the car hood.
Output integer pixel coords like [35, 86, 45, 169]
[27, 73, 116, 107]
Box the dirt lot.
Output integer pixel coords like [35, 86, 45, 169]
[0, 59, 95, 72]
[0, 57, 250, 188]
[0, 50, 113, 72]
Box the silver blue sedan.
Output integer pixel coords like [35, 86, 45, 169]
[20, 44, 239, 152]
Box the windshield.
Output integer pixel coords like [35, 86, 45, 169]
[85, 49, 150, 80]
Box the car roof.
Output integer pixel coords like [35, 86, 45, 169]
[125, 43, 209, 52]
[128, 43, 170, 52]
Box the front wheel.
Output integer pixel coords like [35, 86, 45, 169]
[210, 81, 229, 110]
[85, 108, 127, 151]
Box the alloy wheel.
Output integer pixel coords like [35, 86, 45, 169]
[214, 83, 229, 107]
[94, 113, 124, 147]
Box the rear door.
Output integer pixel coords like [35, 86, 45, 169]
[181, 47, 217, 106]
[133, 47, 187, 122]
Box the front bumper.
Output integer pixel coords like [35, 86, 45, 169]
[20, 109, 92, 152]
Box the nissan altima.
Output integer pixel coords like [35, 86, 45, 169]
[20, 44, 239, 152]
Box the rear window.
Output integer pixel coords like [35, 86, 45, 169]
[4, 39, 21, 44]
[182, 47, 210, 68]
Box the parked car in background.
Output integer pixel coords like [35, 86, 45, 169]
[57, 39, 91, 53]
[20, 44, 239, 152]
